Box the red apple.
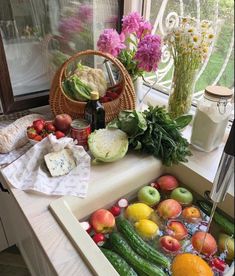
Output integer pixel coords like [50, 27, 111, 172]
[166, 220, 188, 240]
[182, 206, 202, 223]
[155, 175, 179, 192]
[157, 199, 182, 219]
[191, 231, 217, 256]
[54, 114, 72, 132]
[159, 235, 181, 253]
[90, 209, 115, 233]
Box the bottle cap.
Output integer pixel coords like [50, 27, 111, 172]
[205, 86, 233, 100]
[90, 91, 99, 100]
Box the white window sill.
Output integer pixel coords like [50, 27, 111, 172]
[140, 85, 234, 197]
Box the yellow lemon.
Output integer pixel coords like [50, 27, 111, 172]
[125, 203, 153, 222]
[135, 219, 159, 239]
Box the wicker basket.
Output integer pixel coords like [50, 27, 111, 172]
[49, 50, 136, 123]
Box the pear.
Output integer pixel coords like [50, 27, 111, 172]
[218, 233, 234, 261]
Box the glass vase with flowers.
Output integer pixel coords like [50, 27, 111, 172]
[97, 12, 162, 108]
[164, 17, 215, 119]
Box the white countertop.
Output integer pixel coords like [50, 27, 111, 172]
[0, 104, 233, 275]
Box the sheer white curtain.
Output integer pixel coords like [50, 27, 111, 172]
[1, 0, 120, 96]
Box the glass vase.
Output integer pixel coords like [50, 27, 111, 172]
[168, 66, 198, 119]
[133, 76, 144, 110]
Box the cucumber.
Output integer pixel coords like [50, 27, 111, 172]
[197, 200, 234, 236]
[109, 232, 166, 276]
[116, 216, 170, 269]
[100, 248, 138, 276]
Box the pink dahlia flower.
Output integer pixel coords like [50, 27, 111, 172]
[97, 29, 126, 57]
[135, 34, 162, 72]
[122, 12, 142, 35]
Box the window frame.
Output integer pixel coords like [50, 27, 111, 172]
[0, 0, 125, 115]
[0, 31, 49, 114]
[138, 0, 234, 105]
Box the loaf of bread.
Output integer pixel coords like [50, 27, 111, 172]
[0, 114, 43, 153]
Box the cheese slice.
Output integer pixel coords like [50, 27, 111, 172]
[44, 149, 76, 177]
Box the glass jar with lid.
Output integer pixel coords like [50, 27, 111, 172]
[190, 86, 233, 152]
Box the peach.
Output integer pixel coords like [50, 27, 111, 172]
[191, 231, 217, 256]
[159, 235, 181, 253]
[157, 199, 182, 219]
[155, 175, 179, 192]
[90, 209, 115, 233]
[182, 206, 202, 223]
[166, 220, 188, 240]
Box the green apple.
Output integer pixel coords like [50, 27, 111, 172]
[170, 187, 193, 205]
[138, 186, 161, 207]
[218, 233, 234, 261]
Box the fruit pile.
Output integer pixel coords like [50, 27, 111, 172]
[81, 174, 234, 276]
[26, 114, 72, 142]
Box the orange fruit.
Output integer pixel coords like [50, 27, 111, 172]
[171, 253, 213, 276]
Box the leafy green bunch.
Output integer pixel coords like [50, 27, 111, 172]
[108, 106, 192, 166]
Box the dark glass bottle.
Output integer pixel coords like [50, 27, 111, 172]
[84, 91, 105, 131]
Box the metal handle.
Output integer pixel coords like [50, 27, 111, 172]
[224, 120, 234, 156]
[210, 152, 234, 203]
[210, 120, 234, 203]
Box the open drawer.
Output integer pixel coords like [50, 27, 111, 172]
[49, 153, 234, 276]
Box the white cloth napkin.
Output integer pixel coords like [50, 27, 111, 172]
[2, 135, 91, 197]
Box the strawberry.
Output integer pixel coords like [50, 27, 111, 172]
[33, 135, 42, 141]
[55, 131, 65, 139]
[33, 120, 45, 134]
[45, 122, 56, 132]
[27, 125, 33, 130]
[41, 132, 49, 138]
[27, 127, 37, 139]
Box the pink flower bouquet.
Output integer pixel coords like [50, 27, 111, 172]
[97, 12, 162, 80]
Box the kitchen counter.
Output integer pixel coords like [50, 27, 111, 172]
[0, 172, 93, 275]
[0, 150, 164, 276]
[0, 108, 233, 275]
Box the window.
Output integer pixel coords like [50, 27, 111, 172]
[0, 0, 123, 114]
[142, 0, 234, 101]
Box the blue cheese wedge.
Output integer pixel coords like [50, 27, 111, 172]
[44, 149, 76, 177]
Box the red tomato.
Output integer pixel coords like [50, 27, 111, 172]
[55, 131, 65, 139]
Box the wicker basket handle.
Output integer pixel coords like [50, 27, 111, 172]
[58, 49, 126, 87]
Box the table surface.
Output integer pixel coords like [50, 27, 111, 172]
[0, 107, 232, 276]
